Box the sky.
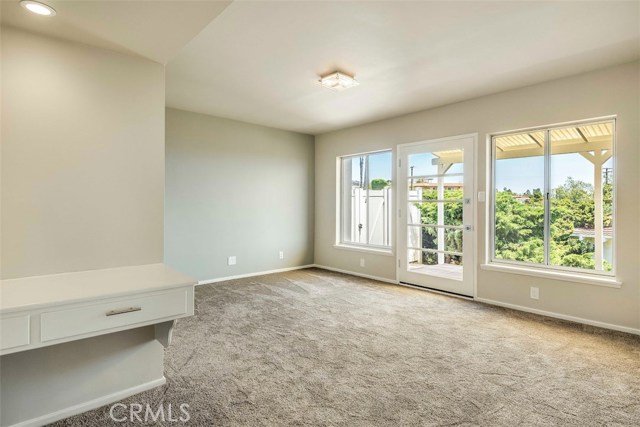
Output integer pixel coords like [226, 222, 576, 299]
[350, 151, 392, 182]
[497, 153, 613, 193]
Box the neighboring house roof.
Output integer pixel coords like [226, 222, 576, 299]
[571, 227, 613, 239]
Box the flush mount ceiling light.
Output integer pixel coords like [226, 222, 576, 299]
[319, 71, 359, 91]
[20, 0, 56, 16]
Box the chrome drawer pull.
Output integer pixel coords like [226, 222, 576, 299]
[106, 306, 142, 316]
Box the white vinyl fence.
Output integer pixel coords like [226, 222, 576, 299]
[348, 187, 392, 246]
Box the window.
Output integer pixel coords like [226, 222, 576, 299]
[491, 119, 615, 275]
[339, 150, 392, 249]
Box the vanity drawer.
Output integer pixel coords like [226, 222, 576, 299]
[0, 314, 30, 351]
[41, 289, 188, 342]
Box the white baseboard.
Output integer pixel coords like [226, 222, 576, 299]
[8, 377, 166, 427]
[198, 264, 639, 336]
[197, 264, 316, 285]
[396, 281, 473, 300]
[312, 264, 399, 285]
[476, 297, 640, 336]
[313, 266, 639, 336]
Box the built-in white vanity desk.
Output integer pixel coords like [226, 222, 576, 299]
[0, 264, 195, 427]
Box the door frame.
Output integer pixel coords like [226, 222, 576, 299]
[395, 133, 478, 298]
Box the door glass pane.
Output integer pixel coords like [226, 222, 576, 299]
[444, 228, 463, 253]
[407, 226, 463, 253]
[408, 153, 438, 176]
[493, 132, 545, 264]
[549, 122, 614, 271]
[407, 250, 463, 281]
[408, 151, 464, 177]
[408, 174, 463, 200]
[408, 202, 463, 226]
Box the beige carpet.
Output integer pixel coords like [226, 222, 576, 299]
[52, 268, 640, 426]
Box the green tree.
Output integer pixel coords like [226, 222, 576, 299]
[494, 177, 612, 271]
[370, 178, 390, 190]
[551, 177, 594, 228]
[494, 190, 544, 263]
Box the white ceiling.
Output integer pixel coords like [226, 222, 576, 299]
[0, 0, 232, 64]
[166, 1, 640, 135]
[2, 1, 638, 134]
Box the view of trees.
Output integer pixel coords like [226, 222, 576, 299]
[494, 177, 612, 271]
[370, 178, 391, 190]
[412, 177, 613, 271]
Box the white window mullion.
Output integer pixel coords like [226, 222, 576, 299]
[341, 158, 346, 243]
[543, 129, 551, 266]
[490, 136, 497, 261]
[365, 154, 370, 245]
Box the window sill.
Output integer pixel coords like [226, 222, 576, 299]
[480, 263, 621, 288]
[333, 244, 394, 257]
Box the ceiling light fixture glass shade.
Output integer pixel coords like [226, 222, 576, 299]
[319, 71, 359, 91]
[20, 1, 56, 16]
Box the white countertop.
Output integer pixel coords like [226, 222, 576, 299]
[0, 264, 195, 313]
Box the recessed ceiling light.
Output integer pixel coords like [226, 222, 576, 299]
[20, 1, 56, 17]
[319, 71, 359, 91]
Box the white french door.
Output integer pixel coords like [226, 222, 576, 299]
[397, 134, 475, 297]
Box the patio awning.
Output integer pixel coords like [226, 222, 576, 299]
[493, 121, 613, 159]
[430, 122, 613, 164]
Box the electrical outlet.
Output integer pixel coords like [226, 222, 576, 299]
[228, 256, 236, 266]
[530, 286, 539, 300]
[279, 251, 284, 260]
[360, 258, 365, 267]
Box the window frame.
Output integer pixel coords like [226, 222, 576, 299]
[337, 149, 394, 253]
[488, 116, 617, 278]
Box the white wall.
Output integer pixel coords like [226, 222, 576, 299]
[1, 27, 165, 279]
[315, 62, 640, 332]
[165, 108, 315, 281]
